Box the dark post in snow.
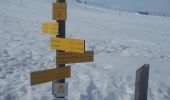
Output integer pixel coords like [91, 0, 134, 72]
[53, 0, 66, 99]
[20, 0, 22, 7]
[134, 64, 150, 100]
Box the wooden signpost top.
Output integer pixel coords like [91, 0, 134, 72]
[53, 3, 67, 20]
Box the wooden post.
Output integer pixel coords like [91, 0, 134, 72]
[134, 64, 150, 100]
[53, 0, 67, 99]
[20, 0, 23, 7]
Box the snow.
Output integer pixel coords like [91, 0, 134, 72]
[0, 0, 170, 100]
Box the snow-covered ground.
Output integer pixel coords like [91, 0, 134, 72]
[0, 0, 170, 100]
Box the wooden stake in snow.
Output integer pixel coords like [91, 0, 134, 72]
[134, 64, 150, 100]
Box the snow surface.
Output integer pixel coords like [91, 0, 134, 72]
[0, 0, 170, 100]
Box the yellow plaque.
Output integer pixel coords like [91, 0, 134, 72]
[42, 22, 58, 35]
[31, 67, 71, 86]
[52, 83, 68, 96]
[57, 51, 94, 64]
[58, 85, 65, 94]
[51, 37, 85, 53]
[53, 3, 67, 20]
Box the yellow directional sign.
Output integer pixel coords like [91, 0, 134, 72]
[31, 67, 71, 86]
[42, 22, 58, 35]
[57, 51, 94, 64]
[51, 37, 85, 53]
[53, 3, 67, 20]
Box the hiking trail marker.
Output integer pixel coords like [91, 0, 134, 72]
[51, 37, 85, 53]
[30, 0, 94, 100]
[42, 22, 59, 35]
[53, 3, 67, 20]
[52, 83, 68, 96]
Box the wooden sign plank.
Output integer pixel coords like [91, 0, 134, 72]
[51, 37, 85, 53]
[42, 22, 58, 35]
[31, 67, 71, 86]
[57, 51, 94, 64]
[53, 3, 67, 20]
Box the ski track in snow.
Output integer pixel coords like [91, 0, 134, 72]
[0, 1, 170, 100]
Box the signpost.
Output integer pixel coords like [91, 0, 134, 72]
[51, 37, 85, 53]
[30, 0, 94, 99]
[42, 22, 59, 35]
[53, 0, 67, 99]
[31, 67, 71, 86]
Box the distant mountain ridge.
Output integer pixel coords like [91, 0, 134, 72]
[1, 0, 170, 16]
[71, 0, 170, 16]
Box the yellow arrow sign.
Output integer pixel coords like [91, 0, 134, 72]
[53, 3, 67, 20]
[57, 51, 94, 64]
[51, 37, 85, 53]
[30, 67, 71, 86]
[42, 22, 58, 35]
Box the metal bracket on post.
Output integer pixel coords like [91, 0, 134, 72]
[53, 98, 67, 100]
[134, 64, 150, 100]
